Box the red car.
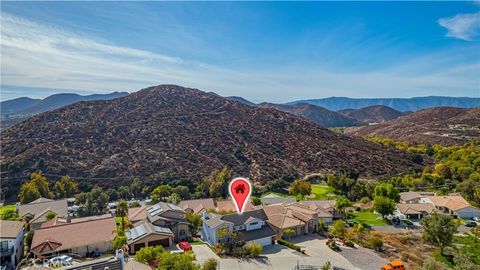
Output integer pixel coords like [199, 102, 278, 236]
[178, 241, 192, 251]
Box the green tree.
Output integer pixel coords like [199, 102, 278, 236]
[289, 180, 311, 199]
[474, 185, 480, 204]
[283, 229, 295, 240]
[116, 200, 129, 231]
[18, 182, 41, 204]
[30, 172, 51, 198]
[318, 220, 328, 234]
[329, 220, 347, 240]
[55, 175, 78, 198]
[334, 196, 351, 220]
[185, 213, 202, 236]
[134, 246, 165, 264]
[172, 185, 191, 200]
[353, 223, 366, 244]
[208, 167, 233, 198]
[151, 185, 172, 203]
[130, 178, 142, 199]
[373, 196, 396, 218]
[251, 196, 261, 206]
[113, 229, 127, 249]
[157, 251, 200, 270]
[374, 183, 400, 202]
[322, 262, 332, 270]
[420, 213, 457, 255]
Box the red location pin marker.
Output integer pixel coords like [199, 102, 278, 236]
[228, 177, 252, 214]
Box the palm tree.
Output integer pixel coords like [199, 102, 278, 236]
[117, 200, 129, 231]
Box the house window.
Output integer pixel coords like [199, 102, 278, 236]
[180, 229, 186, 236]
[249, 222, 258, 226]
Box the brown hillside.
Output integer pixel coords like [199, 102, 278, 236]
[257, 102, 363, 128]
[345, 107, 480, 145]
[1, 85, 420, 194]
[339, 105, 403, 124]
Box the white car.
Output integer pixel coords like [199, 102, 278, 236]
[48, 255, 73, 267]
[473, 217, 480, 222]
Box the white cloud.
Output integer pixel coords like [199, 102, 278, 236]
[1, 12, 479, 102]
[438, 12, 480, 41]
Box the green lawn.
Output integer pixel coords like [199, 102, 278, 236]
[348, 211, 388, 226]
[264, 185, 336, 201]
[0, 204, 16, 215]
[307, 185, 336, 200]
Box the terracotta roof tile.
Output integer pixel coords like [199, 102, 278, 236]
[31, 217, 116, 255]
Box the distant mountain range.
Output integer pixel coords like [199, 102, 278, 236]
[339, 105, 406, 124]
[287, 96, 480, 112]
[345, 107, 480, 145]
[257, 102, 363, 128]
[1, 92, 129, 115]
[1, 85, 420, 200]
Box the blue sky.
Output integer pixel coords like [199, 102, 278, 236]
[1, 1, 479, 102]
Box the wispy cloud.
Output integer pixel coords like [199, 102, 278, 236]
[437, 12, 480, 41]
[1, 12, 479, 102]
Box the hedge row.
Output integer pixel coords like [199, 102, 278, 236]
[277, 238, 303, 253]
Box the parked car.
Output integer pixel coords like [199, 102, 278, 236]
[473, 217, 480, 222]
[465, 221, 477, 227]
[48, 255, 73, 267]
[178, 241, 192, 251]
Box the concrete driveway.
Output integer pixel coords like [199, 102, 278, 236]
[192, 239, 365, 270]
[290, 235, 357, 270]
[192, 245, 220, 264]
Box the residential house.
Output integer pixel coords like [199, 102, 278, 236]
[41, 214, 113, 228]
[30, 216, 116, 257]
[17, 198, 68, 230]
[178, 199, 215, 215]
[399, 192, 436, 204]
[298, 200, 337, 222]
[125, 221, 174, 254]
[260, 194, 296, 206]
[127, 202, 190, 243]
[0, 220, 25, 267]
[216, 200, 254, 213]
[262, 203, 318, 237]
[128, 205, 148, 224]
[201, 209, 276, 247]
[425, 196, 480, 219]
[395, 203, 436, 220]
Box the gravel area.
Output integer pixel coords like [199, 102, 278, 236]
[338, 246, 389, 270]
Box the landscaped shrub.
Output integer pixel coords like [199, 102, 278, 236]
[343, 239, 355, 248]
[368, 237, 383, 251]
[244, 242, 262, 257]
[278, 238, 303, 252]
[326, 239, 339, 251]
[202, 258, 218, 270]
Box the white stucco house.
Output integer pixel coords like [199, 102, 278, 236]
[0, 220, 25, 267]
[201, 209, 276, 247]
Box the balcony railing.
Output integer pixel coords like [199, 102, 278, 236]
[0, 245, 14, 257]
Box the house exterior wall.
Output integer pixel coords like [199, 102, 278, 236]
[246, 220, 264, 231]
[0, 228, 24, 267]
[127, 234, 172, 254]
[248, 236, 274, 247]
[69, 241, 113, 257]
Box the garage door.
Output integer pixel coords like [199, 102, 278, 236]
[148, 238, 170, 247]
[250, 236, 272, 247]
